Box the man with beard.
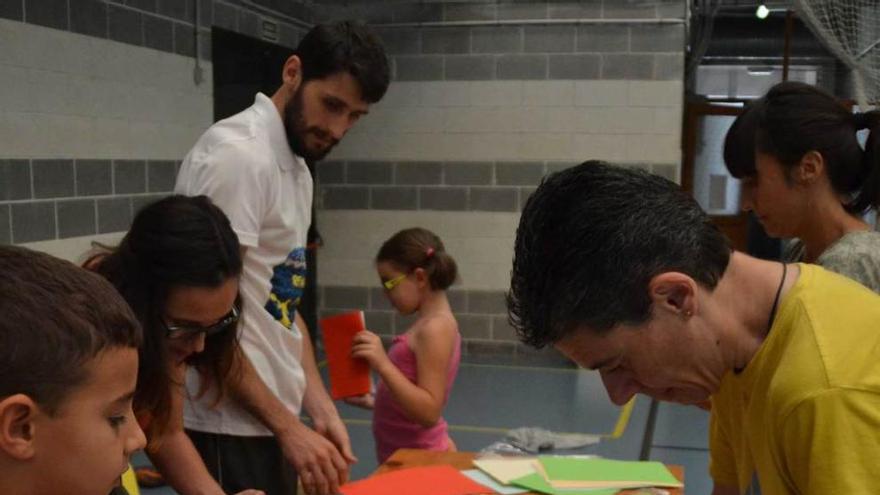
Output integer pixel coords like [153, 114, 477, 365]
[174, 21, 389, 495]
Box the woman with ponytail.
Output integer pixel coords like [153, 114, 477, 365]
[86, 195, 262, 495]
[724, 81, 880, 292]
[347, 227, 462, 463]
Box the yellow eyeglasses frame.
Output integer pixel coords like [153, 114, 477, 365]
[382, 273, 407, 291]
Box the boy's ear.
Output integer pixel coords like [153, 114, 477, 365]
[0, 395, 39, 460]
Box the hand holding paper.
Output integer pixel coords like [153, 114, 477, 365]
[320, 311, 372, 400]
[343, 392, 375, 410]
[351, 329, 391, 370]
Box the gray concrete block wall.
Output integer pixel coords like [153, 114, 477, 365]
[371, 23, 684, 82]
[1, 0, 685, 245]
[75, 160, 114, 197]
[1, 0, 686, 358]
[0, 205, 9, 244]
[314, 0, 686, 82]
[114, 160, 148, 195]
[0, 158, 176, 243]
[11, 202, 56, 243]
[320, 286, 516, 338]
[0, 0, 312, 60]
[316, 160, 674, 213]
[319, 284, 571, 358]
[0, 0, 314, 244]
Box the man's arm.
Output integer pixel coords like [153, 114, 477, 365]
[228, 323, 349, 495]
[224, 244, 348, 495]
[295, 311, 357, 463]
[229, 345, 349, 495]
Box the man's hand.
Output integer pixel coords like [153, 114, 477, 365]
[277, 422, 350, 495]
[314, 411, 358, 466]
[233, 491, 266, 495]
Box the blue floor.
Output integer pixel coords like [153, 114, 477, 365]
[139, 356, 712, 494]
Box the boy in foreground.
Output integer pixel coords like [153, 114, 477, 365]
[0, 246, 147, 495]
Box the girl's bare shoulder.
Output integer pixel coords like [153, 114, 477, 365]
[411, 312, 459, 343]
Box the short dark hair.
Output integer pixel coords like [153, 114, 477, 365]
[507, 161, 731, 348]
[726, 81, 880, 214]
[0, 246, 141, 415]
[377, 227, 458, 291]
[88, 195, 242, 447]
[296, 21, 390, 103]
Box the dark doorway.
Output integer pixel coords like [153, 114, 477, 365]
[211, 27, 322, 347]
[212, 27, 293, 121]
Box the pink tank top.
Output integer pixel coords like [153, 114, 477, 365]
[372, 330, 461, 463]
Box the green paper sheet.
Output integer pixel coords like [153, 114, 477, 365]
[538, 457, 681, 487]
[510, 473, 619, 495]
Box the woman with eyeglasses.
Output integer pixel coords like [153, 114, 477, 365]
[86, 195, 262, 495]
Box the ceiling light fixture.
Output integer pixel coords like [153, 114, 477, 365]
[756, 4, 770, 19]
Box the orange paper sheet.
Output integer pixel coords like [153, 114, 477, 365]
[339, 465, 494, 495]
[320, 310, 372, 400]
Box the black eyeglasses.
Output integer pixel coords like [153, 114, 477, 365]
[163, 305, 240, 340]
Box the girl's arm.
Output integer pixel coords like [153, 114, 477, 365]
[352, 317, 457, 427]
[148, 365, 264, 495]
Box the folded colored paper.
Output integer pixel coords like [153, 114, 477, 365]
[461, 469, 529, 494]
[509, 473, 618, 495]
[472, 457, 539, 484]
[339, 465, 494, 495]
[320, 310, 371, 399]
[538, 457, 682, 489]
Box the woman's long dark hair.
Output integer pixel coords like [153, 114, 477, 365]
[726, 81, 880, 215]
[87, 195, 243, 450]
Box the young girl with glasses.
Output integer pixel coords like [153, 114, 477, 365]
[86, 195, 262, 495]
[349, 227, 462, 463]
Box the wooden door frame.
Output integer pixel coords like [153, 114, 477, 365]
[681, 102, 749, 251]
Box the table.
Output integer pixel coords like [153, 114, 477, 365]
[376, 449, 684, 495]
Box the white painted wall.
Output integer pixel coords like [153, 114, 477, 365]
[22, 232, 125, 263]
[317, 210, 519, 290]
[328, 80, 683, 164]
[1, 19, 214, 257]
[321, 79, 683, 290]
[0, 19, 212, 160]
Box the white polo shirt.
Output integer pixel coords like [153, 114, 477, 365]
[175, 93, 312, 436]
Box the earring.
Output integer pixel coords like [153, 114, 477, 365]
[682, 310, 693, 318]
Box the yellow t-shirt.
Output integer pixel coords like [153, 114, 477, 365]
[709, 264, 880, 494]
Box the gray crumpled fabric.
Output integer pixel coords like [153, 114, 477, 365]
[504, 427, 601, 453]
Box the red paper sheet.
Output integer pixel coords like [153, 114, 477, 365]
[320, 310, 371, 400]
[339, 465, 494, 495]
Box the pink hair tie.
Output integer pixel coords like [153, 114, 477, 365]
[425, 247, 435, 258]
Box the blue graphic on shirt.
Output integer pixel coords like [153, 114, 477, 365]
[265, 247, 307, 329]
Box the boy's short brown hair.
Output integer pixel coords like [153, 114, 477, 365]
[0, 246, 142, 414]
